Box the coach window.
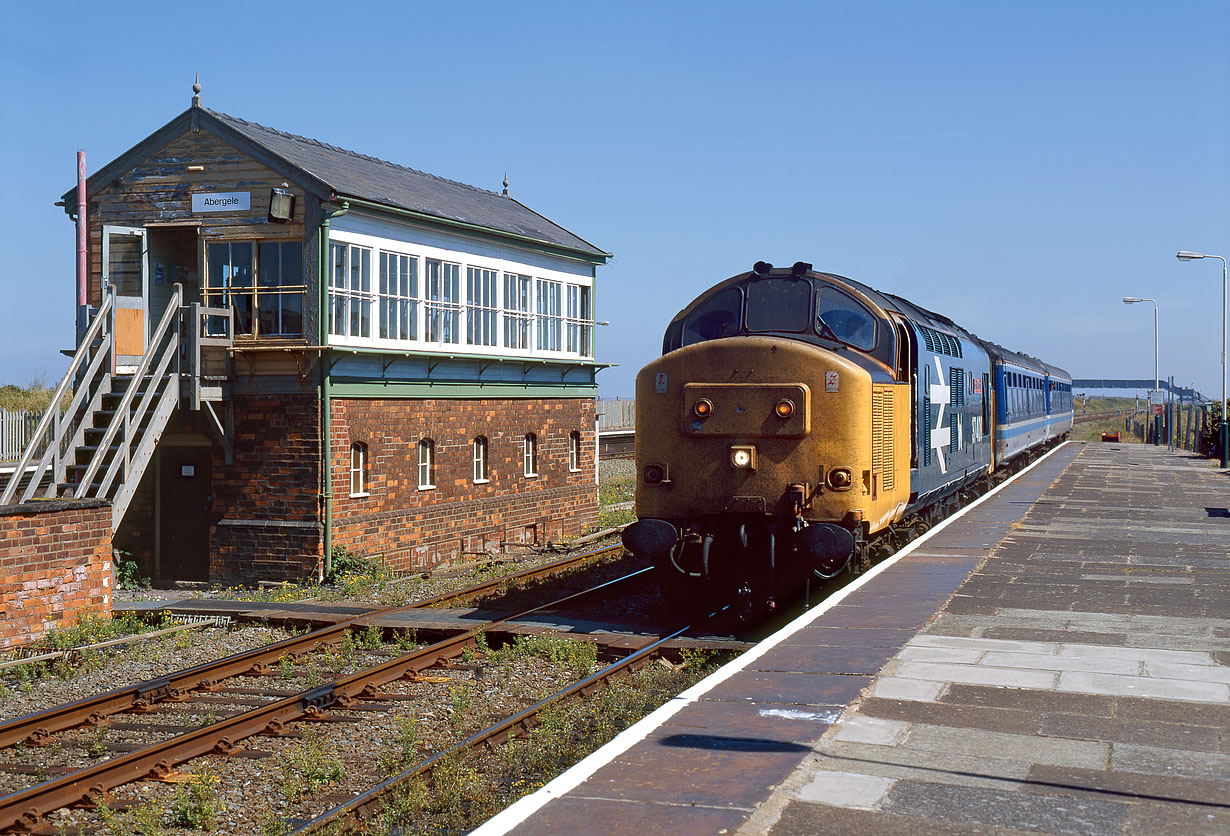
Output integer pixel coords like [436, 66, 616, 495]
[349, 442, 368, 497]
[473, 436, 489, 483]
[815, 287, 876, 351]
[418, 439, 435, 490]
[523, 433, 538, 477]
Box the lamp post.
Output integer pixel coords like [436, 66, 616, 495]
[1123, 297, 1160, 444]
[1176, 251, 1228, 468]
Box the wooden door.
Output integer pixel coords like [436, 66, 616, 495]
[102, 226, 148, 368]
[157, 447, 212, 581]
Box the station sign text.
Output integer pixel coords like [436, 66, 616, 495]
[191, 191, 251, 213]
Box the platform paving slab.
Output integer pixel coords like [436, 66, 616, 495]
[748, 444, 1230, 836]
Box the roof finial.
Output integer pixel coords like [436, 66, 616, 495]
[502, 172, 509, 196]
[191, 74, 202, 107]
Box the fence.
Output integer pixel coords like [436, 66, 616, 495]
[596, 397, 635, 430]
[1125, 402, 1216, 454]
[1, 410, 40, 463]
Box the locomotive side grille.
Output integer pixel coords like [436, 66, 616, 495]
[872, 387, 894, 491]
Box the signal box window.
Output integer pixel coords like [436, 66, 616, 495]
[418, 439, 435, 489]
[473, 436, 489, 483]
[568, 431, 581, 472]
[523, 433, 538, 477]
[349, 442, 368, 497]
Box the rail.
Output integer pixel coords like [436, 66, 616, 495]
[0, 548, 636, 832]
[0, 544, 622, 751]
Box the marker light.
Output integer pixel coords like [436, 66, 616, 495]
[733, 449, 751, 467]
[693, 398, 713, 418]
[775, 399, 795, 418]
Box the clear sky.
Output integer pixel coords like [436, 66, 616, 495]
[2, 1, 1227, 399]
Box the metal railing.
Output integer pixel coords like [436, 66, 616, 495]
[0, 284, 234, 528]
[0, 291, 115, 506]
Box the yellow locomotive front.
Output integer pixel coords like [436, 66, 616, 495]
[621, 262, 911, 619]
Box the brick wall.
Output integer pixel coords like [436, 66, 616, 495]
[208, 392, 323, 584]
[0, 500, 112, 649]
[331, 397, 597, 571]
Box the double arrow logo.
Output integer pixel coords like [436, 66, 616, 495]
[929, 356, 952, 474]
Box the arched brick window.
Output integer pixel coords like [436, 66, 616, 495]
[418, 439, 435, 489]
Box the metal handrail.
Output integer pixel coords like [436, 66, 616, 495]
[75, 284, 183, 498]
[0, 290, 114, 506]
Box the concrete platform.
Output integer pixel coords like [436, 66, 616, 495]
[475, 442, 1230, 836]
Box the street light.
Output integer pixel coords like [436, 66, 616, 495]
[1176, 251, 1228, 468]
[1123, 297, 1160, 444]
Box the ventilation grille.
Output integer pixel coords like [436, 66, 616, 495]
[917, 325, 963, 357]
[872, 387, 895, 491]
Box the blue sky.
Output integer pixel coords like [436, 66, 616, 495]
[2, 1, 1227, 399]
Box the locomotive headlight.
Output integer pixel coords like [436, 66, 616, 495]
[826, 467, 853, 490]
[774, 399, 795, 419]
[643, 463, 669, 484]
[693, 398, 714, 418]
[730, 445, 756, 470]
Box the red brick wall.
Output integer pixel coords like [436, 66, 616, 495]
[331, 397, 598, 571]
[0, 500, 112, 649]
[208, 392, 324, 584]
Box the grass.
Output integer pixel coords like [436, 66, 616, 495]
[370, 649, 726, 835]
[0, 612, 176, 693]
[275, 728, 347, 802]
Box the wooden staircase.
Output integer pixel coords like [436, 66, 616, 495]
[0, 284, 233, 529]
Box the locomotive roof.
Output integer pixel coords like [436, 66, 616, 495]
[667, 265, 1070, 380]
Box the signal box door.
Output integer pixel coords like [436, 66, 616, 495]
[102, 225, 148, 369]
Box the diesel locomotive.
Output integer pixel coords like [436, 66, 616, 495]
[620, 261, 1073, 619]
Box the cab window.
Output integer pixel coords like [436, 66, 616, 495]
[745, 279, 812, 333]
[816, 287, 876, 350]
[681, 286, 743, 346]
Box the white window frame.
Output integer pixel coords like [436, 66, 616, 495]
[523, 433, 538, 477]
[418, 439, 435, 490]
[466, 266, 499, 347]
[350, 441, 369, 497]
[568, 431, 581, 472]
[504, 273, 532, 350]
[473, 436, 489, 483]
[329, 243, 373, 338]
[566, 284, 593, 357]
[536, 279, 562, 351]
[379, 250, 418, 341]
[425, 259, 462, 344]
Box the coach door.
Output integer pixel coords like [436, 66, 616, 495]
[102, 225, 149, 370]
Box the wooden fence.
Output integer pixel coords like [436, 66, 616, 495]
[596, 397, 635, 430]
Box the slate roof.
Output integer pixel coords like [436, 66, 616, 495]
[205, 110, 608, 260]
[66, 104, 608, 261]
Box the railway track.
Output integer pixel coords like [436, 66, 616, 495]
[292, 625, 692, 834]
[0, 545, 631, 832]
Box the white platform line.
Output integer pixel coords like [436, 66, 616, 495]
[470, 443, 1073, 835]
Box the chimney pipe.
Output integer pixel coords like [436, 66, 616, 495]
[76, 150, 88, 344]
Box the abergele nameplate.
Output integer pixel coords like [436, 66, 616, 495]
[191, 192, 251, 213]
